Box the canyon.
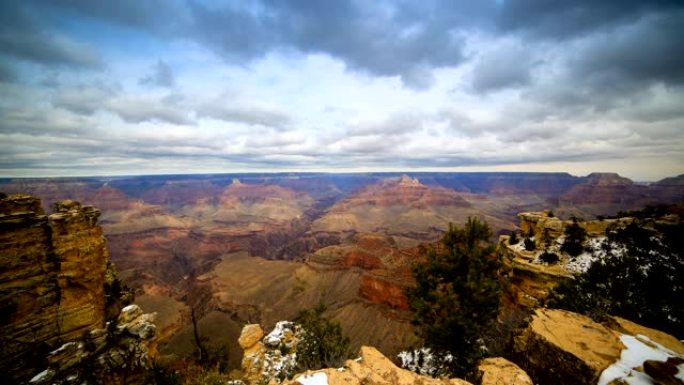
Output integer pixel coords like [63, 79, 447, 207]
[1, 172, 682, 375]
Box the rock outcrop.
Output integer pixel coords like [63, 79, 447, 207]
[475, 357, 533, 385]
[285, 346, 473, 385]
[501, 211, 633, 307]
[0, 193, 156, 385]
[30, 304, 157, 385]
[514, 308, 684, 385]
[239, 321, 301, 385]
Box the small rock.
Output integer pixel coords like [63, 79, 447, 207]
[643, 357, 684, 385]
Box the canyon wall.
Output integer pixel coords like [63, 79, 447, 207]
[0, 193, 153, 384]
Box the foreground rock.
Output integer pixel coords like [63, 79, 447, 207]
[286, 346, 472, 385]
[514, 308, 684, 385]
[475, 357, 533, 385]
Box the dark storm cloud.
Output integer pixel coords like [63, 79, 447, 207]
[0, 2, 102, 68]
[571, 12, 684, 87]
[497, 0, 683, 39]
[139, 60, 175, 88]
[187, 0, 497, 88]
[470, 44, 536, 93]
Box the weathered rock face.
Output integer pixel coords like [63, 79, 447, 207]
[475, 357, 533, 385]
[1, 194, 107, 382]
[0, 193, 155, 385]
[514, 308, 623, 385]
[513, 308, 684, 385]
[285, 346, 473, 385]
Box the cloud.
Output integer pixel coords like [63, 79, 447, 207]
[497, 0, 683, 40]
[347, 114, 424, 136]
[0, 61, 17, 83]
[0, 2, 102, 68]
[184, 1, 493, 88]
[0, 106, 92, 135]
[571, 12, 684, 87]
[52, 84, 117, 115]
[139, 60, 175, 88]
[197, 99, 292, 129]
[471, 42, 536, 93]
[106, 95, 193, 125]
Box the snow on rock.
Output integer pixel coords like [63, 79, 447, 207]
[598, 334, 683, 385]
[264, 321, 298, 348]
[397, 347, 452, 377]
[294, 372, 328, 385]
[564, 251, 596, 274]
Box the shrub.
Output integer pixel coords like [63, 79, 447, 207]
[508, 231, 519, 245]
[523, 238, 536, 251]
[538, 251, 559, 264]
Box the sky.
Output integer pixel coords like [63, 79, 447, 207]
[0, 1, 683, 181]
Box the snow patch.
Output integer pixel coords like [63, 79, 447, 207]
[598, 334, 682, 385]
[295, 372, 328, 385]
[29, 369, 52, 383]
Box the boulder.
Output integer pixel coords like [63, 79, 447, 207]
[514, 308, 684, 385]
[239, 324, 264, 349]
[475, 357, 532, 385]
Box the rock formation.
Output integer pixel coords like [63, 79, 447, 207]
[514, 308, 684, 385]
[501, 211, 634, 307]
[517, 210, 632, 241]
[0, 193, 156, 385]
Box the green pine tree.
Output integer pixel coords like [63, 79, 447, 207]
[406, 217, 503, 377]
[294, 304, 350, 371]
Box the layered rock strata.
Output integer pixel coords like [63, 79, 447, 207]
[0, 193, 155, 384]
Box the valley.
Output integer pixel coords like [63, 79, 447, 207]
[1, 172, 682, 371]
